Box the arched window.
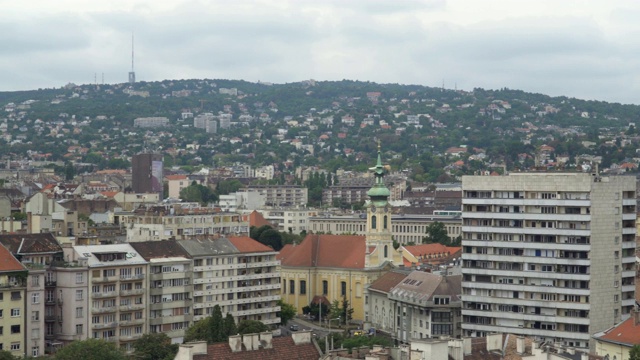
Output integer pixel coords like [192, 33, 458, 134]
[384, 245, 388, 258]
[384, 216, 388, 229]
[371, 215, 377, 229]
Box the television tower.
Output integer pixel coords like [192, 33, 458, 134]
[128, 32, 136, 84]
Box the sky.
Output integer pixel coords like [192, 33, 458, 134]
[3, 0, 640, 104]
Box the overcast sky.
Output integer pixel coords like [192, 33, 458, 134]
[3, 0, 640, 104]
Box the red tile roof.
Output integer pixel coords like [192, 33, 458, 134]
[165, 175, 188, 181]
[0, 243, 27, 272]
[227, 237, 275, 253]
[195, 336, 320, 360]
[278, 234, 366, 269]
[595, 315, 640, 346]
[403, 243, 454, 257]
[249, 211, 273, 228]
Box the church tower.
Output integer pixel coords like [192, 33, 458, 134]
[364, 143, 402, 267]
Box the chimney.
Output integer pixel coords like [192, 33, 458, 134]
[250, 333, 260, 351]
[581, 352, 589, 360]
[516, 337, 525, 355]
[242, 333, 253, 351]
[567, 348, 576, 355]
[229, 335, 242, 352]
[259, 332, 273, 349]
[486, 333, 502, 352]
[292, 330, 312, 345]
[634, 307, 640, 326]
[463, 338, 472, 355]
[449, 339, 464, 360]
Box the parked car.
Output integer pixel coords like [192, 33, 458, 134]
[290, 324, 299, 331]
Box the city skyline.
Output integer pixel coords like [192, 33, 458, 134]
[3, 1, 640, 104]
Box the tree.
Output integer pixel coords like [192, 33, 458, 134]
[54, 339, 127, 360]
[209, 304, 225, 342]
[630, 344, 640, 360]
[422, 221, 451, 245]
[257, 229, 283, 251]
[0, 350, 17, 360]
[184, 317, 212, 343]
[277, 299, 297, 326]
[341, 297, 354, 325]
[133, 333, 178, 360]
[216, 179, 243, 195]
[250, 225, 272, 241]
[179, 181, 218, 205]
[223, 313, 237, 337]
[237, 320, 269, 334]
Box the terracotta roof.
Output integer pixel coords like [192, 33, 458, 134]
[165, 174, 188, 181]
[0, 243, 27, 272]
[129, 240, 192, 260]
[227, 237, 275, 253]
[194, 336, 320, 360]
[368, 271, 408, 294]
[278, 234, 366, 269]
[595, 315, 640, 346]
[403, 243, 453, 257]
[100, 191, 119, 198]
[249, 211, 273, 228]
[0, 233, 63, 255]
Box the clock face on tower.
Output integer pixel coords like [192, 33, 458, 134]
[371, 205, 376, 212]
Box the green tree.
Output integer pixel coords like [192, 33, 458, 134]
[184, 317, 212, 343]
[277, 299, 297, 326]
[179, 181, 218, 205]
[210, 304, 225, 342]
[630, 344, 640, 360]
[133, 333, 178, 360]
[250, 225, 272, 241]
[341, 297, 354, 325]
[54, 339, 127, 360]
[237, 320, 269, 334]
[223, 313, 237, 337]
[329, 300, 341, 321]
[216, 179, 243, 195]
[422, 221, 451, 245]
[257, 229, 283, 250]
[0, 350, 17, 360]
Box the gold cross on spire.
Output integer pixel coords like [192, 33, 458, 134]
[377, 139, 381, 151]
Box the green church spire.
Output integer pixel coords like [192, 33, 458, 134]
[366, 141, 390, 206]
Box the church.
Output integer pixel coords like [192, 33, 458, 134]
[277, 146, 403, 321]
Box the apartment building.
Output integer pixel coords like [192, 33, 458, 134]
[367, 270, 462, 343]
[179, 237, 281, 326]
[130, 240, 193, 344]
[309, 213, 462, 245]
[60, 244, 148, 354]
[0, 233, 64, 358]
[116, 204, 250, 241]
[0, 244, 27, 357]
[244, 185, 308, 207]
[257, 208, 319, 234]
[461, 173, 637, 350]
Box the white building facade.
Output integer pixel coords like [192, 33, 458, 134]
[461, 173, 636, 350]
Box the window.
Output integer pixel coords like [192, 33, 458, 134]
[31, 293, 39, 304]
[341, 281, 347, 296]
[32, 347, 38, 357]
[31, 275, 40, 287]
[10, 343, 19, 351]
[322, 280, 328, 295]
[76, 307, 83, 318]
[300, 280, 306, 295]
[76, 273, 84, 284]
[384, 245, 388, 258]
[11, 325, 20, 334]
[384, 215, 388, 229]
[103, 269, 115, 277]
[76, 290, 83, 301]
[371, 215, 377, 229]
[11, 309, 19, 317]
[289, 280, 295, 294]
[11, 291, 20, 300]
[31, 328, 39, 339]
[76, 324, 83, 335]
[31, 311, 39, 321]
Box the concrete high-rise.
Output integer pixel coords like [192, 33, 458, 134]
[131, 153, 163, 197]
[461, 173, 636, 350]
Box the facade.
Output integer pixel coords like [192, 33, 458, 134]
[309, 213, 462, 245]
[179, 237, 281, 326]
[461, 173, 637, 349]
[278, 148, 403, 321]
[133, 117, 170, 128]
[130, 241, 193, 344]
[166, 175, 200, 199]
[218, 190, 266, 212]
[244, 185, 308, 207]
[257, 208, 319, 234]
[367, 270, 462, 343]
[593, 310, 640, 360]
[0, 233, 64, 357]
[116, 204, 250, 241]
[0, 244, 28, 357]
[131, 153, 163, 196]
[60, 244, 148, 354]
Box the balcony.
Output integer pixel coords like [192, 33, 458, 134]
[92, 291, 118, 298]
[234, 306, 280, 317]
[45, 281, 57, 288]
[119, 334, 143, 342]
[93, 276, 117, 283]
[119, 304, 146, 312]
[92, 307, 117, 314]
[121, 289, 145, 296]
[45, 315, 57, 322]
[92, 322, 118, 329]
[119, 319, 145, 326]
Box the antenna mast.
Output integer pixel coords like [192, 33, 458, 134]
[128, 32, 136, 84]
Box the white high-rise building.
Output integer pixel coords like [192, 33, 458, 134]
[461, 173, 636, 350]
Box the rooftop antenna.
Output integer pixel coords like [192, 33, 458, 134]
[128, 32, 136, 84]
